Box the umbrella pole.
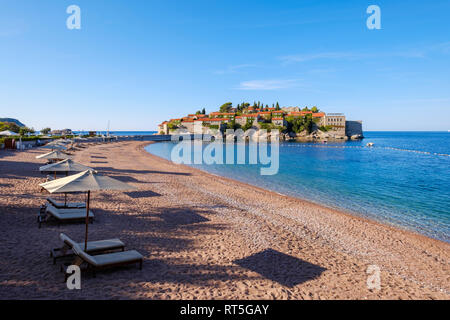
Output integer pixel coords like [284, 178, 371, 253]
[84, 190, 90, 251]
[64, 172, 68, 206]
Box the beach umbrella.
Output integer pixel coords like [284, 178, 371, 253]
[39, 159, 93, 205]
[41, 143, 67, 151]
[40, 158, 92, 178]
[46, 140, 65, 145]
[0, 130, 16, 136]
[36, 150, 72, 162]
[39, 159, 91, 173]
[40, 170, 137, 251]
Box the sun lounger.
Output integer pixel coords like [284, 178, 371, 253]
[38, 203, 94, 228]
[66, 243, 143, 279]
[47, 197, 86, 209]
[51, 233, 125, 264]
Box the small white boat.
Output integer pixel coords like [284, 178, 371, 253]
[366, 142, 374, 147]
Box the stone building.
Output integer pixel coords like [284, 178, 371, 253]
[271, 117, 286, 127]
[324, 113, 346, 135]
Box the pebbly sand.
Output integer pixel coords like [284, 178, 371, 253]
[0, 141, 449, 300]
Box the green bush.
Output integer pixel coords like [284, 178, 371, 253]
[319, 125, 333, 132]
[285, 114, 313, 134]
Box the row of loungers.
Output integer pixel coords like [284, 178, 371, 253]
[53, 233, 143, 279]
[41, 199, 143, 277]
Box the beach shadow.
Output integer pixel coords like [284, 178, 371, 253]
[91, 156, 107, 159]
[108, 175, 145, 183]
[159, 207, 210, 226]
[234, 249, 326, 287]
[0, 160, 46, 178]
[125, 190, 161, 198]
[0, 183, 12, 187]
[91, 161, 108, 164]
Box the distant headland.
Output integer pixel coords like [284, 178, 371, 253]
[158, 102, 364, 141]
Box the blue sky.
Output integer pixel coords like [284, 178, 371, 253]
[1, 0, 449, 131]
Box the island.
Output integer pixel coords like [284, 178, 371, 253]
[158, 102, 363, 141]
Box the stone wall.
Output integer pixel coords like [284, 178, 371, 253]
[345, 121, 364, 138]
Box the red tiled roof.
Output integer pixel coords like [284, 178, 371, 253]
[272, 117, 284, 120]
[202, 118, 226, 122]
[258, 111, 271, 114]
[312, 113, 325, 117]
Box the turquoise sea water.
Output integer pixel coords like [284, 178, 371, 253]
[145, 132, 450, 242]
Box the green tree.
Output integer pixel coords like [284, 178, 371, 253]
[242, 119, 253, 131]
[41, 127, 51, 135]
[226, 119, 241, 130]
[167, 123, 178, 130]
[275, 102, 280, 110]
[285, 114, 313, 134]
[219, 102, 233, 113]
[19, 127, 35, 136]
[0, 122, 21, 133]
[311, 106, 319, 113]
[202, 108, 206, 114]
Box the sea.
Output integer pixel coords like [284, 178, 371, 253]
[145, 132, 450, 242]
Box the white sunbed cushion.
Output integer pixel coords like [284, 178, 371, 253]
[60, 233, 77, 247]
[90, 250, 143, 267]
[71, 243, 98, 266]
[76, 239, 124, 252]
[60, 233, 124, 252]
[46, 204, 94, 219]
[48, 198, 85, 208]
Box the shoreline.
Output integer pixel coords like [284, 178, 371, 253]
[0, 141, 448, 299]
[141, 142, 448, 245]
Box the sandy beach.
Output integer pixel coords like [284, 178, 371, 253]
[0, 140, 449, 300]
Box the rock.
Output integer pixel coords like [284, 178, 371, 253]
[350, 134, 364, 140]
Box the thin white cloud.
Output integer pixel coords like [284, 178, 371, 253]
[237, 79, 301, 91]
[214, 64, 257, 75]
[279, 50, 427, 65]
